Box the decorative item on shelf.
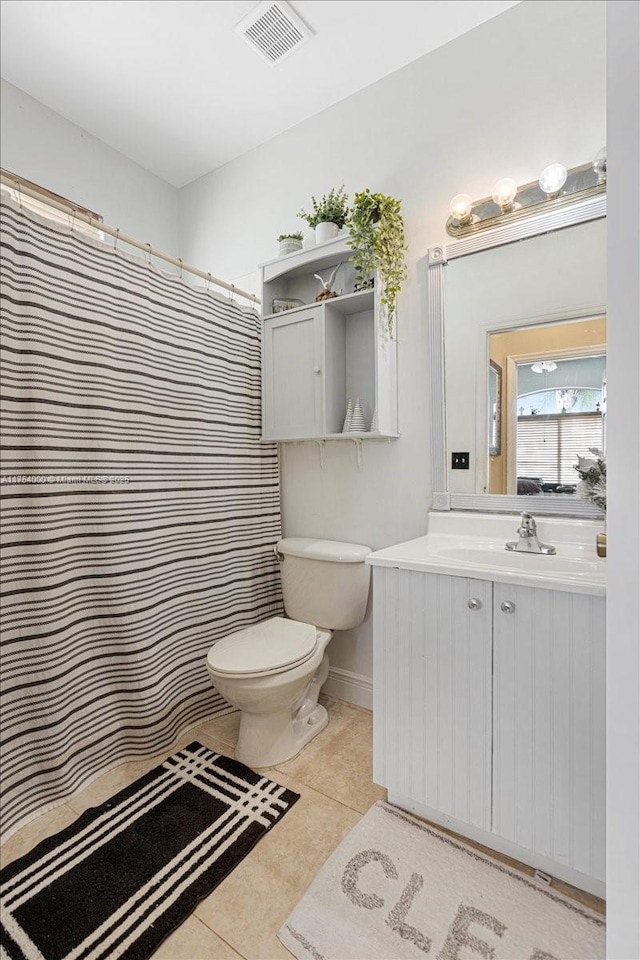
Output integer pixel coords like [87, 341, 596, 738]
[272, 297, 305, 314]
[446, 150, 607, 238]
[277, 232, 303, 256]
[347, 189, 407, 340]
[370, 405, 378, 433]
[314, 264, 341, 302]
[298, 186, 350, 244]
[342, 399, 353, 433]
[348, 397, 366, 433]
[574, 448, 606, 556]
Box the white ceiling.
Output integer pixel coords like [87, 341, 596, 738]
[0, 0, 520, 188]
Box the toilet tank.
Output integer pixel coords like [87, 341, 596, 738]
[277, 538, 372, 630]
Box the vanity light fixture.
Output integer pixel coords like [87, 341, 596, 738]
[446, 153, 606, 237]
[449, 193, 474, 225]
[539, 163, 568, 198]
[491, 178, 519, 211]
[592, 146, 607, 184]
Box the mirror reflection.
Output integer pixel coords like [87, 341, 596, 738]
[443, 216, 607, 504]
[487, 318, 606, 495]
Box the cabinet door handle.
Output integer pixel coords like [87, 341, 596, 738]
[467, 598, 482, 610]
[500, 600, 516, 614]
[313, 365, 321, 374]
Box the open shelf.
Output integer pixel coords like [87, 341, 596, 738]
[263, 288, 373, 321]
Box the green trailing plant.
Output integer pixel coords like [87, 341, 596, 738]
[277, 232, 303, 242]
[347, 189, 407, 338]
[298, 186, 350, 229]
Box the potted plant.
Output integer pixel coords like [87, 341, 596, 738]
[347, 189, 407, 338]
[277, 232, 303, 256]
[298, 186, 349, 244]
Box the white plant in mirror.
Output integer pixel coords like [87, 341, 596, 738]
[574, 449, 606, 511]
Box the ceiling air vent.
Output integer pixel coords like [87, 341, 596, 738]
[235, 1, 313, 65]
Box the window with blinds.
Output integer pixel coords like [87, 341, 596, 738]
[517, 411, 604, 484]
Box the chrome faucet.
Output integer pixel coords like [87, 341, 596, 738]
[505, 512, 556, 555]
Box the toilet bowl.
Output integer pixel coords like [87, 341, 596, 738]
[207, 617, 332, 767]
[206, 537, 371, 768]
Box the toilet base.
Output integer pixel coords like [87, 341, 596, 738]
[235, 702, 328, 769]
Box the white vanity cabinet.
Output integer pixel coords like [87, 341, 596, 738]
[373, 568, 493, 830]
[491, 582, 606, 884]
[260, 237, 398, 442]
[372, 565, 606, 896]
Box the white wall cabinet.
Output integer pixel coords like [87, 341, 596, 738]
[260, 237, 398, 442]
[373, 566, 606, 895]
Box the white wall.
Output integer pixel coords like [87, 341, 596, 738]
[606, 2, 640, 956]
[178, 0, 606, 687]
[1, 79, 178, 252]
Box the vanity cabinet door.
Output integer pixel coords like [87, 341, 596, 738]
[262, 307, 324, 439]
[373, 567, 493, 831]
[492, 584, 606, 883]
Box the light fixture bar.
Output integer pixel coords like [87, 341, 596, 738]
[447, 158, 606, 238]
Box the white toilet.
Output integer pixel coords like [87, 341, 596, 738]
[206, 537, 371, 768]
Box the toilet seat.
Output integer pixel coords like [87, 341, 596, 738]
[207, 616, 321, 678]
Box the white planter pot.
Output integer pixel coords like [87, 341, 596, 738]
[278, 238, 303, 256]
[315, 222, 340, 244]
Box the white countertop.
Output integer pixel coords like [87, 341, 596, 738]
[367, 512, 606, 597]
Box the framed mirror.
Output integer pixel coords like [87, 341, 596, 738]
[424, 193, 606, 517]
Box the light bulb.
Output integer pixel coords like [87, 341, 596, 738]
[539, 163, 567, 197]
[449, 194, 473, 224]
[492, 178, 518, 211]
[592, 146, 607, 183]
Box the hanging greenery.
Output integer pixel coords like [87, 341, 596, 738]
[347, 189, 407, 338]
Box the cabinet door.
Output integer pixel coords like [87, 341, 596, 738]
[492, 584, 606, 882]
[373, 567, 493, 830]
[262, 308, 323, 439]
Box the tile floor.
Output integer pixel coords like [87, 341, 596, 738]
[0, 696, 604, 959]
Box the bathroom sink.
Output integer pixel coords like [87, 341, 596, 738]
[430, 542, 602, 576]
[366, 513, 606, 597]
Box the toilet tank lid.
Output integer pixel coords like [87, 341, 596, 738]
[277, 538, 371, 563]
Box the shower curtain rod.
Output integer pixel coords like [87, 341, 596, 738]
[0, 169, 261, 305]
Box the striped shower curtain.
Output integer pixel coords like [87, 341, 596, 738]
[0, 195, 283, 841]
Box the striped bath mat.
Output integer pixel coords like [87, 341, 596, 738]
[0, 742, 299, 960]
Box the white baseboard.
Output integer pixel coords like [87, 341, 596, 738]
[323, 666, 372, 710]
